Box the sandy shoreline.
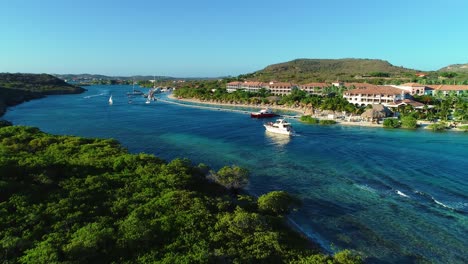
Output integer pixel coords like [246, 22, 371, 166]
[166, 95, 467, 132]
[167, 94, 304, 114]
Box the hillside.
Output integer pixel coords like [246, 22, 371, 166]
[241, 58, 419, 83]
[0, 73, 85, 116]
[438, 63, 468, 72]
[54, 74, 176, 82]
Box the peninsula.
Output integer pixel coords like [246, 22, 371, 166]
[0, 73, 86, 117]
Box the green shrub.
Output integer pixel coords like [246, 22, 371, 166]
[383, 118, 400, 128]
[257, 191, 301, 216]
[400, 116, 418, 129]
[457, 125, 468, 132]
[427, 122, 447, 131]
[319, 119, 337, 125]
[300, 115, 319, 124]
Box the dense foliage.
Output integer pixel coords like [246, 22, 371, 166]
[300, 116, 319, 124]
[319, 120, 337, 125]
[400, 116, 418, 129]
[413, 93, 468, 122]
[0, 125, 361, 263]
[383, 118, 400, 128]
[0, 73, 81, 93]
[427, 122, 448, 131]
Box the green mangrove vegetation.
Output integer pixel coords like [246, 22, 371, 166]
[0, 124, 362, 263]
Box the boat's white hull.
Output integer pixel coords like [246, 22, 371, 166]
[264, 125, 293, 135]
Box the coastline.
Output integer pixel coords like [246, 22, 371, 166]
[0, 87, 86, 118]
[167, 95, 467, 132]
[168, 94, 386, 128]
[167, 94, 304, 114]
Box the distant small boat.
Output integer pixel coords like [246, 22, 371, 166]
[251, 108, 277, 118]
[109, 95, 113, 105]
[127, 90, 143, 96]
[127, 80, 144, 96]
[264, 119, 294, 136]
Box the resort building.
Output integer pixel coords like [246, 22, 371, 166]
[226, 81, 243, 92]
[267, 82, 298, 95]
[226, 81, 268, 93]
[386, 99, 426, 110]
[343, 85, 407, 107]
[332, 81, 344, 87]
[226, 81, 298, 95]
[390, 83, 427, 96]
[299, 83, 329, 95]
[424, 85, 468, 96]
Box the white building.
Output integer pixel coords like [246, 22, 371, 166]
[390, 83, 427, 96]
[267, 82, 298, 95]
[226, 81, 268, 93]
[425, 85, 468, 96]
[226, 81, 297, 95]
[343, 86, 407, 107]
[299, 83, 329, 95]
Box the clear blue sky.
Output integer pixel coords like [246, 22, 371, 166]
[1, 0, 467, 77]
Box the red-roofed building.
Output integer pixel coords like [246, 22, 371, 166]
[343, 86, 408, 107]
[425, 85, 468, 96]
[267, 82, 298, 95]
[386, 99, 426, 109]
[391, 83, 427, 95]
[226, 81, 243, 92]
[226, 81, 268, 93]
[299, 83, 329, 95]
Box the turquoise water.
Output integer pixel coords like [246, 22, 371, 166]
[4, 85, 468, 263]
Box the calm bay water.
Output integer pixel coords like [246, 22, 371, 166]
[4, 85, 468, 263]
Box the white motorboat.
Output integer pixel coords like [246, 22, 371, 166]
[264, 119, 294, 135]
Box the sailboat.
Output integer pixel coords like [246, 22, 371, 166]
[145, 76, 157, 104]
[109, 95, 113, 105]
[127, 79, 143, 96]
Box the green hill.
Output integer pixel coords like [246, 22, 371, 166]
[438, 63, 468, 72]
[241, 58, 418, 83]
[0, 73, 85, 116]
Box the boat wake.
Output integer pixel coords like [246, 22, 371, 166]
[84, 92, 106, 99]
[396, 190, 410, 198]
[413, 190, 466, 212]
[432, 198, 452, 209]
[353, 181, 466, 213]
[355, 184, 378, 194]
